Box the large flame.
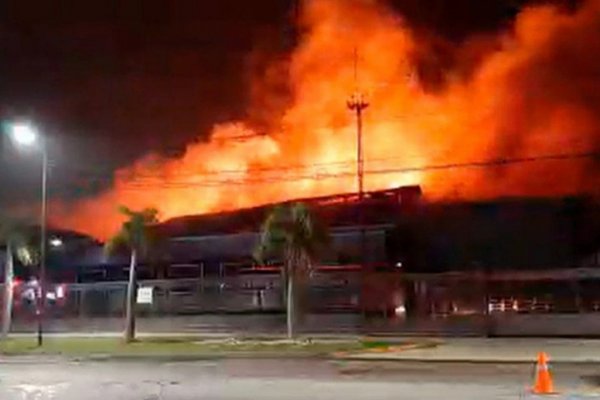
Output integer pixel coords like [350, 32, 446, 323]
[53, 0, 600, 239]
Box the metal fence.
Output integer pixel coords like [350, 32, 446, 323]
[5, 270, 600, 336]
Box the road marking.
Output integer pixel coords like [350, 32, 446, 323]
[11, 382, 70, 400]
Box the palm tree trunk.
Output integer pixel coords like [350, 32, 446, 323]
[124, 249, 137, 343]
[281, 265, 288, 307]
[286, 269, 294, 339]
[2, 242, 14, 340]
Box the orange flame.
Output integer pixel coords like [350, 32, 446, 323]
[52, 0, 600, 240]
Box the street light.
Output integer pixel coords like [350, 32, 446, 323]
[49, 237, 63, 248]
[9, 123, 38, 147]
[6, 121, 48, 347]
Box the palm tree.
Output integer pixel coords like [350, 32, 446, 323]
[105, 206, 159, 343]
[0, 219, 36, 340]
[255, 202, 329, 339]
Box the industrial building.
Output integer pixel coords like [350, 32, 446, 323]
[5, 185, 600, 282]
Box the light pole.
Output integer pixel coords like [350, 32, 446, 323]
[347, 92, 369, 202]
[347, 92, 369, 268]
[6, 122, 47, 347]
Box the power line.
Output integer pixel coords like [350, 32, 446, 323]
[105, 150, 599, 190]
[366, 150, 600, 175]
[68, 147, 597, 183]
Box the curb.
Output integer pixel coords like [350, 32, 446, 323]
[332, 356, 600, 365]
[0, 352, 337, 364]
[4, 351, 600, 365]
[82, 352, 337, 362]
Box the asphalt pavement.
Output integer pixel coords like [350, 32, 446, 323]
[1, 358, 600, 399]
[345, 337, 600, 363]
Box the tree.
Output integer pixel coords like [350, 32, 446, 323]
[0, 219, 37, 340]
[255, 202, 329, 339]
[105, 206, 159, 343]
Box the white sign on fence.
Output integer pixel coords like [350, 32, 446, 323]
[137, 286, 153, 304]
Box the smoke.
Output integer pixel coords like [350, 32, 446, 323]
[52, 0, 600, 239]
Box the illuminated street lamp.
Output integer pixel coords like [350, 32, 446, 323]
[49, 237, 63, 248]
[9, 123, 38, 146]
[6, 121, 48, 347]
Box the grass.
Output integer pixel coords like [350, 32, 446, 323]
[361, 340, 393, 350]
[0, 335, 437, 359]
[0, 337, 409, 358]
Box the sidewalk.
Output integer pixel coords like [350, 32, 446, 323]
[343, 337, 600, 363]
[6, 333, 600, 364]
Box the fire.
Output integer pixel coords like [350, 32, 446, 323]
[52, 0, 600, 239]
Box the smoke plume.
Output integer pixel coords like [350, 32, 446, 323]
[52, 0, 600, 239]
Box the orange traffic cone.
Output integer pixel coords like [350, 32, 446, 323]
[532, 352, 555, 395]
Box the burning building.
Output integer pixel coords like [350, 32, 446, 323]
[47, 185, 422, 282]
[52, 185, 600, 281]
[49, 0, 600, 241]
[160, 185, 422, 272]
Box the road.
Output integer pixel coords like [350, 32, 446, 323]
[1, 358, 600, 399]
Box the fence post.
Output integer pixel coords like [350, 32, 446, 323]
[199, 262, 205, 293]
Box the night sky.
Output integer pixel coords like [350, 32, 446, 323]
[0, 0, 574, 205]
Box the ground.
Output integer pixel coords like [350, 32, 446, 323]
[1, 358, 600, 399]
[0, 336, 371, 357]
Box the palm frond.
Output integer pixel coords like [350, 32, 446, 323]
[255, 205, 290, 262]
[107, 206, 161, 257]
[117, 205, 135, 218]
[0, 215, 32, 245]
[254, 202, 330, 267]
[104, 229, 130, 256]
[0, 216, 38, 267]
[15, 244, 39, 266]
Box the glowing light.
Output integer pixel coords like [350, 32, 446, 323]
[8, 122, 38, 147]
[49, 237, 63, 248]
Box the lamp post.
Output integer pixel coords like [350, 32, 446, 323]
[347, 92, 369, 271]
[6, 122, 47, 347]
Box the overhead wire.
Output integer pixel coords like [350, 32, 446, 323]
[90, 150, 600, 190]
